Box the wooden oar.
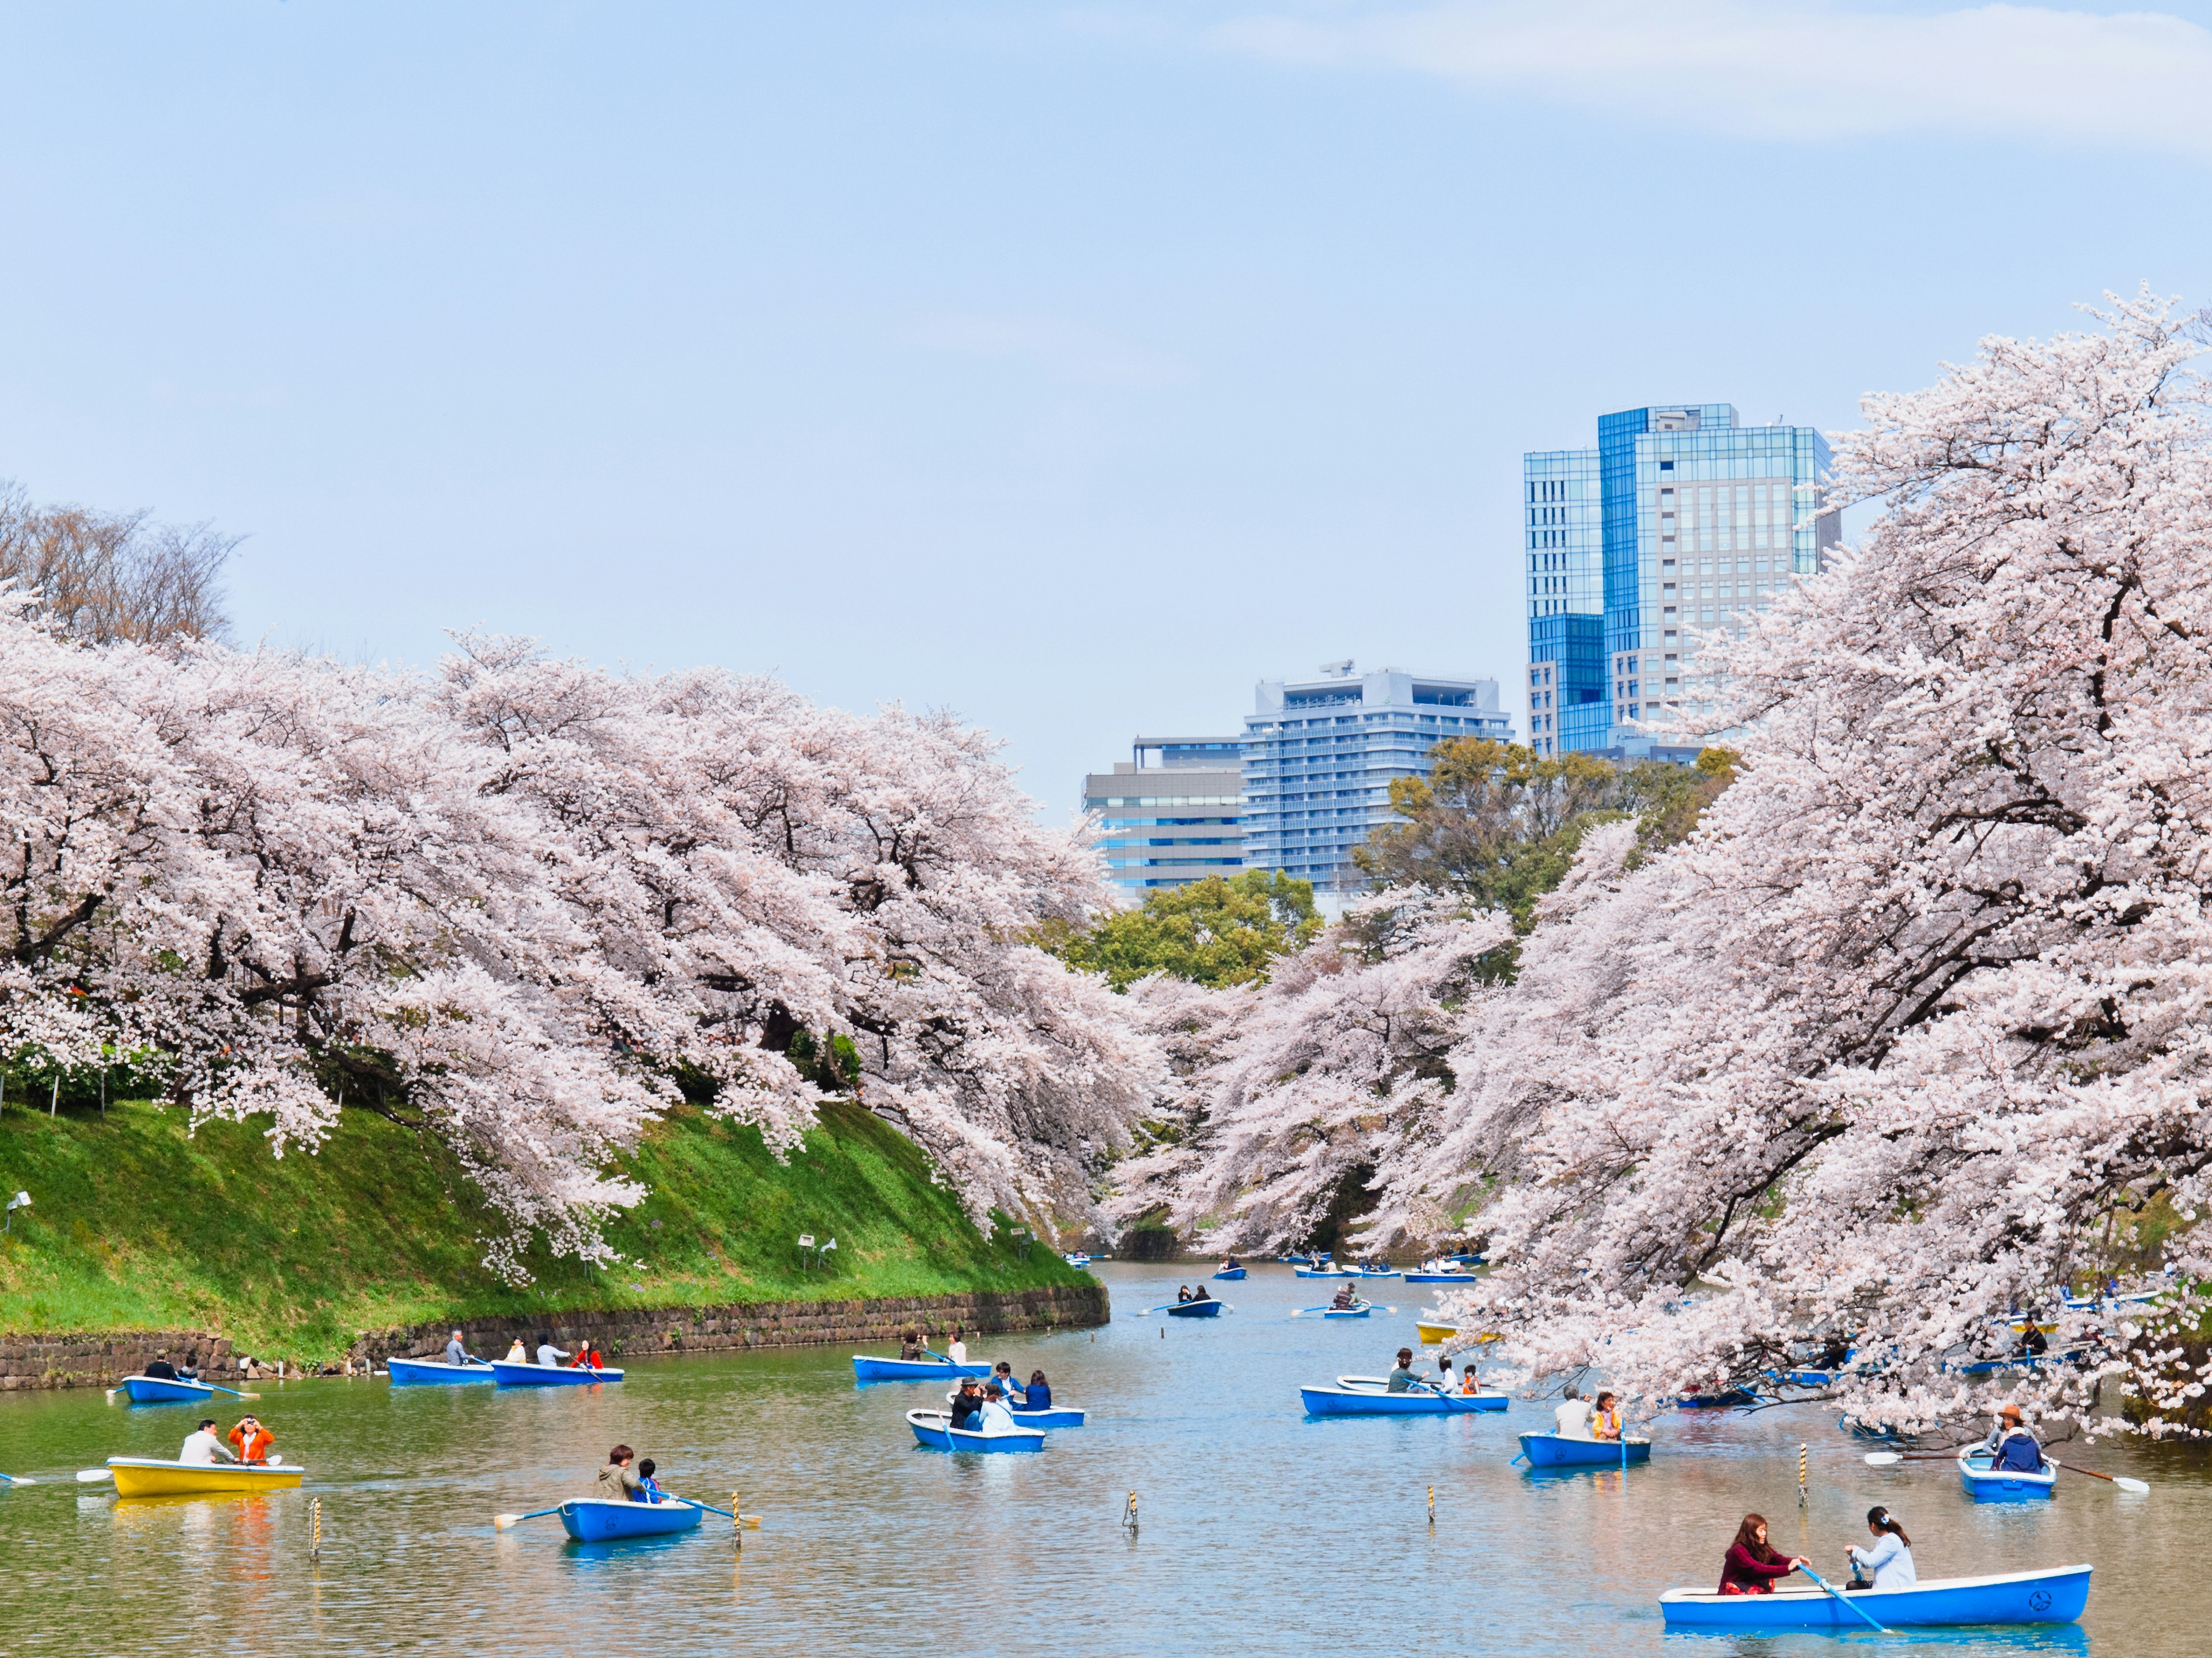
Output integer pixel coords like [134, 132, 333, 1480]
[493, 1505, 565, 1530]
[1799, 1564, 1890, 1635]
[2052, 1459, 2150, 1494]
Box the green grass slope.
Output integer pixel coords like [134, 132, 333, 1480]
[0, 1097, 1083, 1363]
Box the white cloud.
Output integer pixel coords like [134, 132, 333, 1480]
[1211, 2, 2212, 163]
[906, 313, 1191, 388]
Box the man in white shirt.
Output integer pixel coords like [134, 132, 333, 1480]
[180, 1420, 237, 1466]
[1553, 1391, 1595, 1439]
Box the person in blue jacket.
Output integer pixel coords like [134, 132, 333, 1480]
[1024, 1370, 1052, 1410]
[1983, 1405, 2046, 1471]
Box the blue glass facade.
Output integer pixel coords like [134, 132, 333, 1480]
[1240, 666, 1513, 895]
[1526, 406, 1836, 755]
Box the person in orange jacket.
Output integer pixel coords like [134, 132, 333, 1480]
[228, 1415, 274, 1464]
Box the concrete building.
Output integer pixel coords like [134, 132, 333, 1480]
[1525, 405, 1838, 757]
[1239, 662, 1513, 898]
[1082, 736, 1245, 902]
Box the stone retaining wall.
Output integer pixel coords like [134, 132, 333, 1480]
[0, 1283, 1109, 1390]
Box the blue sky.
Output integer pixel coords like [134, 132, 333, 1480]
[3, 2, 2207, 821]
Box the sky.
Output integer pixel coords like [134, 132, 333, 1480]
[2, 1, 2209, 822]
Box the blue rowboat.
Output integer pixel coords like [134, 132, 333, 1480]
[1677, 1387, 1758, 1409]
[1321, 1303, 1373, 1319]
[1345, 1266, 1400, 1278]
[1516, 1432, 1650, 1469]
[1660, 1565, 2091, 1630]
[558, 1498, 703, 1542]
[1166, 1298, 1223, 1318]
[1008, 1405, 1086, 1429]
[853, 1355, 992, 1383]
[906, 1409, 1046, 1454]
[1301, 1376, 1510, 1416]
[1061, 1253, 1090, 1268]
[1294, 1266, 1355, 1278]
[387, 1357, 497, 1385]
[118, 1375, 220, 1404]
[490, 1361, 624, 1387]
[1213, 1266, 1247, 1280]
[1402, 1272, 1476, 1284]
[1958, 1451, 2056, 1501]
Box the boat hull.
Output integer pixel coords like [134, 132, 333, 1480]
[1415, 1322, 1458, 1344]
[853, 1355, 992, 1383]
[1301, 1383, 1509, 1416]
[1517, 1433, 1650, 1469]
[1213, 1268, 1247, 1280]
[387, 1358, 497, 1385]
[1403, 1273, 1476, 1284]
[558, 1498, 703, 1541]
[1166, 1300, 1222, 1318]
[906, 1410, 1046, 1453]
[1660, 1565, 2091, 1629]
[1008, 1406, 1086, 1429]
[118, 1375, 217, 1405]
[490, 1361, 624, 1387]
[1958, 1453, 2056, 1501]
[1320, 1306, 1371, 1319]
[1294, 1267, 1355, 1278]
[108, 1458, 303, 1497]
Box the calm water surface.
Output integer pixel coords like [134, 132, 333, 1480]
[0, 1263, 2195, 1656]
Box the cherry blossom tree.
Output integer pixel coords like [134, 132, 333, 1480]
[0, 601, 1154, 1273]
[1415, 291, 2212, 1435]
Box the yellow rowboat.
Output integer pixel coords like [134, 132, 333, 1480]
[1416, 1321, 1502, 1345]
[107, 1458, 304, 1498]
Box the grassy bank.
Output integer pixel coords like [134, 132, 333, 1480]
[0, 1096, 1084, 1364]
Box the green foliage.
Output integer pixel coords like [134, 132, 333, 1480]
[1054, 870, 1321, 990]
[1354, 738, 1740, 931]
[0, 1097, 1084, 1363]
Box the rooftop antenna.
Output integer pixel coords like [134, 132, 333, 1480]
[1319, 658, 1354, 678]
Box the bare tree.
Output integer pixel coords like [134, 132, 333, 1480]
[0, 481, 236, 645]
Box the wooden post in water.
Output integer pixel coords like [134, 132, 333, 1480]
[311, 1497, 322, 1560]
[1798, 1443, 1809, 1508]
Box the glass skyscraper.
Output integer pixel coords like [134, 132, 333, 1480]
[1525, 405, 1836, 757]
[1240, 663, 1513, 897]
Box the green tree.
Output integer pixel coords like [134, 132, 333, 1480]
[1353, 738, 1738, 931]
[1052, 870, 1321, 991]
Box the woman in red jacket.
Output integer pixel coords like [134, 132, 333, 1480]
[1718, 1514, 1808, 1595]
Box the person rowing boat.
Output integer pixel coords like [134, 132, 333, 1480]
[1844, 1505, 1915, 1590]
[1387, 1348, 1419, 1393]
[1554, 1390, 1594, 1439]
[1330, 1284, 1356, 1311]
[1718, 1513, 1810, 1596]
[596, 1444, 645, 1501]
[1982, 1405, 2047, 1473]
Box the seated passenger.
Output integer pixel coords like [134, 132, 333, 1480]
[948, 1380, 984, 1431]
[143, 1353, 180, 1381]
[993, 1360, 1027, 1406]
[1176, 1285, 1193, 1303]
[1553, 1390, 1594, 1438]
[635, 1458, 665, 1504]
[1984, 1405, 2047, 1472]
[977, 1384, 1021, 1437]
[1846, 1506, 1915, 1590]
[1387, 1348, 1419, 1393]
[1191, 1284, 1211, 1302]
[1331, 1285, 1355, 1310]
[596, 1445, 644, 1501]
[1024, 1369, 1052, 1410]
[1718, 1513, 1807, 1596]
[503, 1337, 528, 1363]
[1592, 1390, 1623, 1441]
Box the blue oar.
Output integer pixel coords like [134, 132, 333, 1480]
[1798, 1564, 1890, 1634]
[671, 1495, 762, 1528]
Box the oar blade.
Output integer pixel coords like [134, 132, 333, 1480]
[2115, 1475, 2150, 1493]
[1862, 1452, 1903, 1466]
[76, 1468, 112, 1483]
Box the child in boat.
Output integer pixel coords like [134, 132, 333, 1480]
[1025, 1369, 1051, 1409]
[1845, 1506, 1915, 1589]
[1460, 1365, 1482, 1396]
[595, 1445, 644, 1501]
[504, 1337, 527, 1363]
[635, 1458, 666, 1504]
[1592, 1391, 1623, 1441]
[228, 1416, 274, 1464]
[1718, 1514, 1808, 1595]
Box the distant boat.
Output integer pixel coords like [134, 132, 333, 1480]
[1677, 1387, 1758, 1409]
[1166, 1298, 1224, 1318]
[106, 1457, 304, 1498]
[490, 1361, 624, 1387]
[852, 1354, 993, 1383]
[558, 1498, 703, 1542]
[1403, 1270, 1477, 1284]
[116, 1375, 221, 1405]
[1415, 1320, 1459, 1344]
[1294, 1266, 1358, 1278]
[1213, 1266, 1247, 1280]
[387, 1357, 497, 1386]
[1062, 1252, 1092, 1268]
[907, 1409, 1046, 1454]
[1007, 1404, 1087, 1429]
[1515, 1433, 1650, 1469]
[1957, 1451, 2057, 1502]
[1659, 1565, 2090, 1630]
[1300, 1375, 1509, 1416]
[1320, 1303, 1373, 1320]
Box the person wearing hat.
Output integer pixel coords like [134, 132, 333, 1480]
[1982, 1404, 2046, 1473]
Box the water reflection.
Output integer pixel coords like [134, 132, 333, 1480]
[0, 1262, 2195, 1655]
